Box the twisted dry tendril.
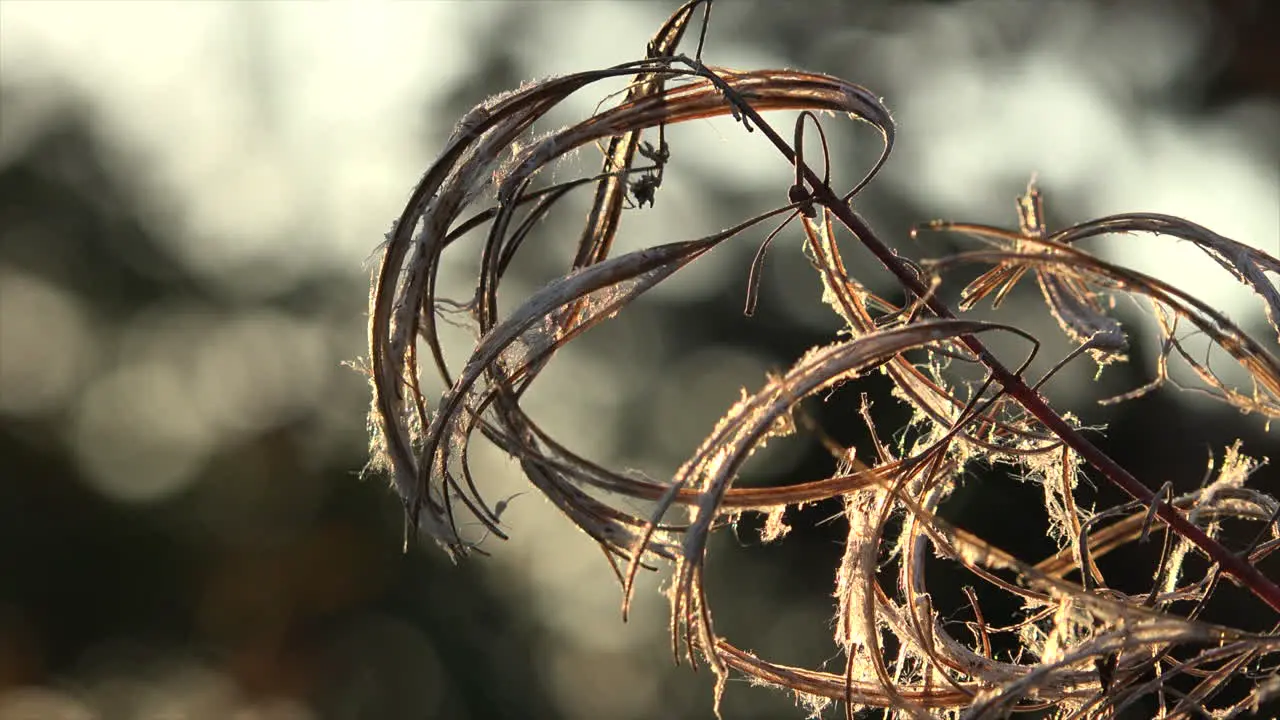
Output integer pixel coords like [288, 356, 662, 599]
[364, 1, 1280, 716]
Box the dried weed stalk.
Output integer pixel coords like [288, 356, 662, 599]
[364, 2, 1279, 717]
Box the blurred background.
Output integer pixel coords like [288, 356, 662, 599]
[1, 1, 1276, 718]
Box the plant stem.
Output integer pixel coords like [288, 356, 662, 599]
[675, 55, 1280, 613]
[821, 194, 1280, 614]
[712, 86, 1277, 614]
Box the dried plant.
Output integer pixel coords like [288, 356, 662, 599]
[364, 2, 1280, 717]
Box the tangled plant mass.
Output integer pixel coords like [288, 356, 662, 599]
[365, 2, 1280, 717]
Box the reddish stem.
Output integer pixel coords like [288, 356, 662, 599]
[695, 66, 1280, 613]
[822, 195, 1280, 615]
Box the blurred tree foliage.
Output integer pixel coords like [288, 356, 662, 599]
[0, 97, 562, 718]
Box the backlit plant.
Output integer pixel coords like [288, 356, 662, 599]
[364, 2, 1280, 716]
